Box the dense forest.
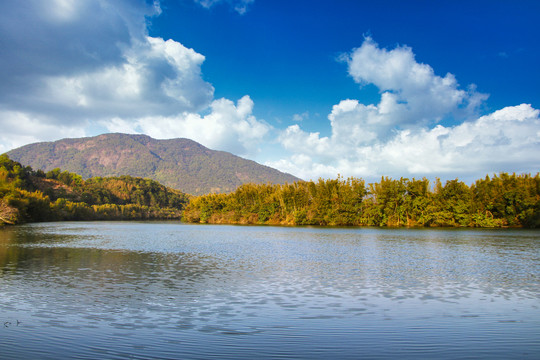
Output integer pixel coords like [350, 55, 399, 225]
[0, 155, 190, 225]
[182, 174, 540, 228]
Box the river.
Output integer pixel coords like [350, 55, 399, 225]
[1, 222, 539, 359]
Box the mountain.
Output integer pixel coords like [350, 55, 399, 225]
[6, 133, 301, 195]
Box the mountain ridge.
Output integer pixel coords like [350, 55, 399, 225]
[6, 133, 301, 195]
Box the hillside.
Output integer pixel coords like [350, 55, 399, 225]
[0, 155, 190, 225]
[6, 133, 301, 195]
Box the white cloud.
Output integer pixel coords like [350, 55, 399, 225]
[194, 0, 254, 14]
[101, 96, 270, 156]
[343, 37, 487, 129]
[272, 38, 540, 182]
[0, 0, 152, 82]
[233, 0, 254, 15]
[0, 111, 87, 154]
[380, 104, 540, 174]
[292, 112, 309, 122]
[41, 36, 213, 120]
[272, 103, 540, 181]
[0, 0, 171, 121]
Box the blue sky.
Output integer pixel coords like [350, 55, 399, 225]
[152, 0, 539, 124]
[1, 0, 539, 183]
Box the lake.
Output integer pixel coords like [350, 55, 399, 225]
[1, 222, 539, 359]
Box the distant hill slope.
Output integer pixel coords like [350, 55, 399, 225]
[6, 133, 301, 195]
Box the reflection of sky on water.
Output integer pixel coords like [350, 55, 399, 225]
[0, 222, 539, 359]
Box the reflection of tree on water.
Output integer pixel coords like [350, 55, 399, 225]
[0, 231, 225, 290]
[0, 227, 25, 274]
[0, 226, 238, 332]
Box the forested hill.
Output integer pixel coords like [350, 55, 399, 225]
[6, 133, 301, 195]
[0, 155, 190, 225]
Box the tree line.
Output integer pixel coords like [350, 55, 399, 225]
[0, 155, 190, 225]
[182, 174, 540, 228]
[3, 153, 539, 228]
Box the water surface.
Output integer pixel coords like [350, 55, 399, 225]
[1, 222, 539, 359]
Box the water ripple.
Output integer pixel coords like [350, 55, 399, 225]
[0, 222, 539, 359]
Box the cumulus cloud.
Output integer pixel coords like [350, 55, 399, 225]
[271, 39, 540, 182]
[0, 0, 213, 122]
[0, 0, 268, 157]
[341, 38, 488, 135]
[272, 104, 540, 181]
[102, 95, 270, 156]
[0, 0, 154, 82]
[40, 36, 214, 120]
[376, 104, 540, 174]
